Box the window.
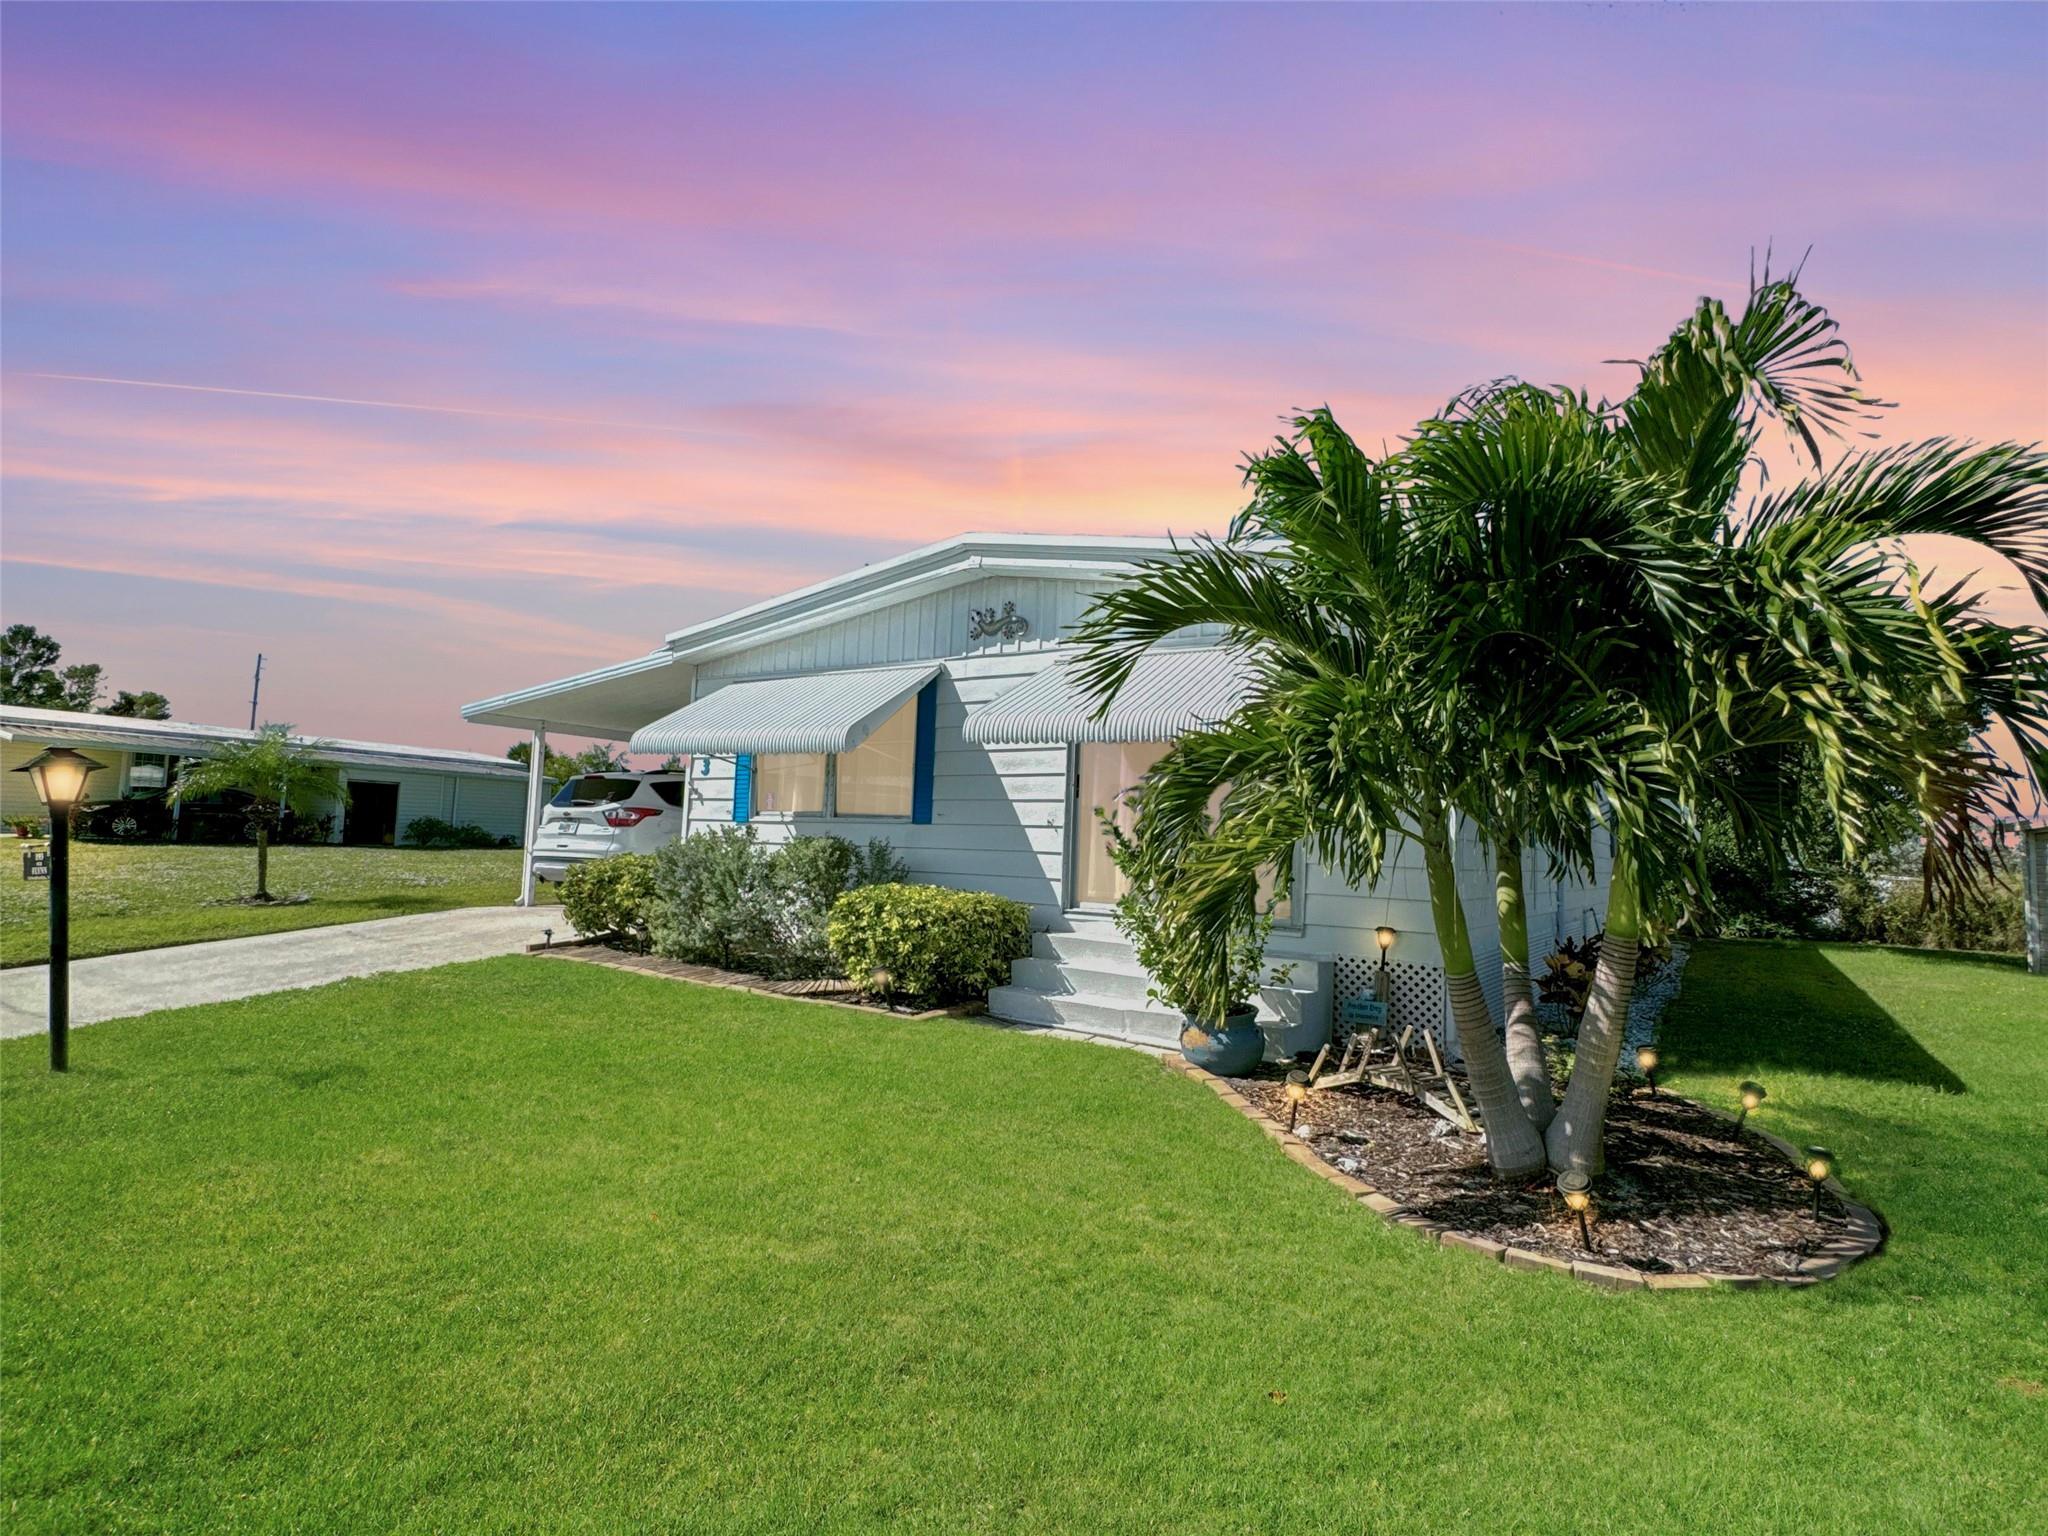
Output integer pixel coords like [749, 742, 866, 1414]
[128, 752, 171, 790]
[551, 776, 639, 807]
[753, 753, 827, 814]
[834, 697, 918, 817]
[651, 781, 685, 807]
[735, 680, 934, 823]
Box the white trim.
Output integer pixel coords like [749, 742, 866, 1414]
[0, 704, 523, 779]
[519, 725, 547, 906]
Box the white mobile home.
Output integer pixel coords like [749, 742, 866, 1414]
[464, 534, 1611, 1054]
[0, 705, 530, 846]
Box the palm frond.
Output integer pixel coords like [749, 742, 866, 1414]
[1744, 439, 2048, 608]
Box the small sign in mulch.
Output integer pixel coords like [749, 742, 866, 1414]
[1234, 1069, 1849, 1279]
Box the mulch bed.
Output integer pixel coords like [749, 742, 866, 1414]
[1234, 1068, 1846, 1277]
[534, 942, 979, 1019]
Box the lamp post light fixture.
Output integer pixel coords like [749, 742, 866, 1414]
[12, 747, 105, 1072]
[1803, 1146, 1835, 1220]
[1635, 1044, 1660, 1096]
[1734, 1079, 1767, 1135]
[1284, 1069, 1310, 1134]
[1557, 1170, 1594, 1249]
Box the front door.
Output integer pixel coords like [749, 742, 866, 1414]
[1067, 740, 1297, 922]
[1069, 741, 1172, 909]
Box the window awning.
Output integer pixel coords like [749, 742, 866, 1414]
[628, 663, 940, 757]
[965, 646, 1258, 746]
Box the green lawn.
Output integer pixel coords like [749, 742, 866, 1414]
[3, 944, 2042, 1533]
[0, 843, 549, 966]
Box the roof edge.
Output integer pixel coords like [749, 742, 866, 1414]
[660, 532, 1185, 661]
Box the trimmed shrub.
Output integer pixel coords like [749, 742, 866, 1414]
[404, 816, 513, 849]
[648, 826, 775, 968]
[647, 828, 907, 976]
[762, 836, 911, 978]
[826, 883, 1032, 1007]
[560, 852, 660, 951]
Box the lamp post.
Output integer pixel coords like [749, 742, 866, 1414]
[1373, 925, 1396, 1001]
[13, 748, 105, 1072]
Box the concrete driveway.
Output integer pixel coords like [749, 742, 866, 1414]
[0, 907, 571, 1038]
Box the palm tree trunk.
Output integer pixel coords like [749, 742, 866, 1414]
[1421, 815, 1546, 1180]
[255, 825, 271, 902]
[1544, 850, 1642, 1176]
[1495, 841, 1555, 1133]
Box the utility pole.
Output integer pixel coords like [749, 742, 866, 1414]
[248, 653, 265, 730]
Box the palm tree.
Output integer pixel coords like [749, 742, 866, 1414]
[1075, 267, 2045, 1180]
[169, 726, 348, 901]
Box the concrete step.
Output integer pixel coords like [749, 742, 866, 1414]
[1009, 954, 1159, 1004]
[986, 985, 1186, 1048]
[1032, 928, 1141, 967]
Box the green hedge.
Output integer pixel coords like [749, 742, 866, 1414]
[560, 853, 660, 951]
[647, 828, 907, 976]
[826, 883, 1032, 1008]
[404, 816, 514, 849]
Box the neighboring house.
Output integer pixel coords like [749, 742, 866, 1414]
[0, 705, 529, 846]
[464, 533, 1613, 1053]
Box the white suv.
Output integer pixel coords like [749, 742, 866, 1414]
[530, 772, 687, 884]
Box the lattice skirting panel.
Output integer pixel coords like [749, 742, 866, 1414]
[1333, 955, 1451, 1057]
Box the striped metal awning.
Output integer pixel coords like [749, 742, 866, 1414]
[628, 663, 940, 757]
[965, 646, 1258, 746]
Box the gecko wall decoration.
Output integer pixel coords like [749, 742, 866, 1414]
[967, 601, 1029, 642]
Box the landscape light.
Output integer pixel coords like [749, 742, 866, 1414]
[1735, 1080, 1766, 1134]
[1557, 1170, 1593, 1248]
[1284, 1070, 1310, 1133]
[13, 748, 106, 1073]
[1635, 1044, 1660, 1096]
[1804, 1146, 1834, 1219]
[543, 927, 554, 948]
[1373, 926, 1397, 1002]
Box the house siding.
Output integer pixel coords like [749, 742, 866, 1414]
[338, 769, 529, 844]
[673, 571, 1612, 1057]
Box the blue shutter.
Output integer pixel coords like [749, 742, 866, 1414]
[910, 679, 938, 824]
[732, 754, 753, 823]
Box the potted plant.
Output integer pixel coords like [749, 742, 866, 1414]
[1099, 805, 1286, 1076]
[9, 817, 44, 839]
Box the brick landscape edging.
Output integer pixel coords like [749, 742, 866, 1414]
[1162, 1055, 1887, 1293]
[528, 942, 986, 1022]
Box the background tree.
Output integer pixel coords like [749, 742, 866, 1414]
[169, 727, 347, 902]
[1, 624, 169, 715]
[0, 624, 63, 705]
[103, 690, 174, 720]
[507, 739, 631, 782]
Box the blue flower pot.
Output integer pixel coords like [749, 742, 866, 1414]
[1179, 1007, 1265, 1076]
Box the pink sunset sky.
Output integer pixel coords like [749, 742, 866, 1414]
[3, 3, 2044, 768]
